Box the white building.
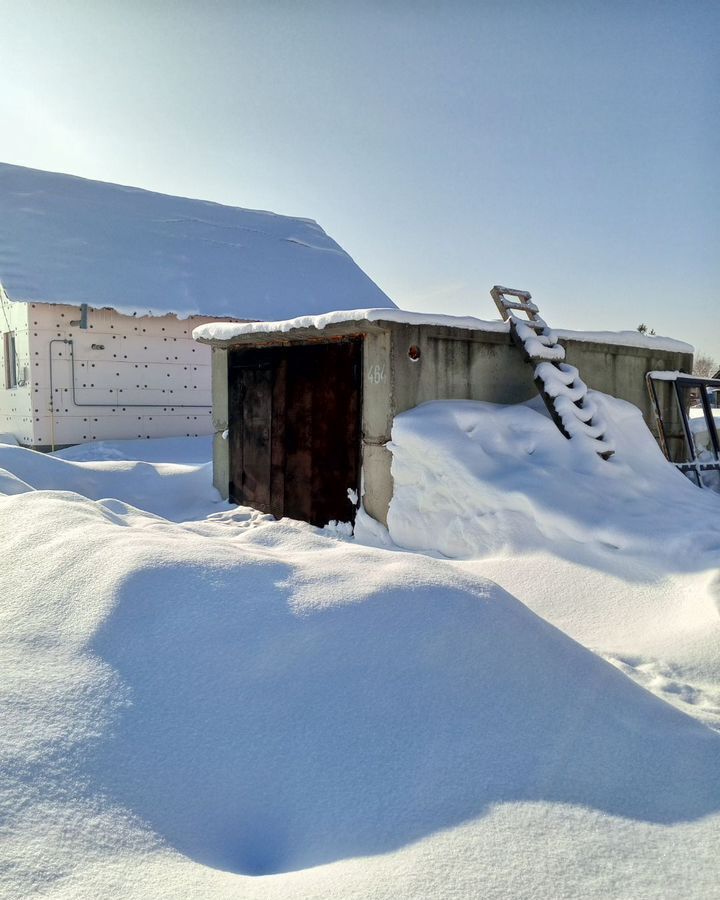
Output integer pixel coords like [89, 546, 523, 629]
[0, 163, 393, 449]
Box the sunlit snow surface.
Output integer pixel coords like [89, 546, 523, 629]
[385, 394, 720, 733]
[1, 400, 719, 899]
[0, 162, 393, 319]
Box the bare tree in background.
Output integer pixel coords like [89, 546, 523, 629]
[693, 353, 718, 378]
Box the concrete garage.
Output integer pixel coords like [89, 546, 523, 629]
[194, 309, 693, 527]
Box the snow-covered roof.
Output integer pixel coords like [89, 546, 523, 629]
[0, 162, 394, 320]
[193, 307, 695, 354]
[555, 329, 693, 355]
[192, 308, 508, 343]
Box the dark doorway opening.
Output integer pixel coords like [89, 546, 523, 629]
[228, 339, 362, 526]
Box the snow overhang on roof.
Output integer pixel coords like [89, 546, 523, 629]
[0, 162, 394, 320]
[192, 307, 695, 355]
[192, 308, 508, 346]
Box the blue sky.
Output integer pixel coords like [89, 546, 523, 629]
[1, 1, 718, 353]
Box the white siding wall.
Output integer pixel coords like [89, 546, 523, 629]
[0, 296, 33, 443]
[27, 303, 221, 448]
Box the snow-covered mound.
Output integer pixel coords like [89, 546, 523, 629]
[2, 483, 720, 898]
[387, 394, 720, 732]
[0, 441, 222, 522]
[1, 421, 720, 897]
[387, 393, 719, 562]
[0, 162, 393, 319]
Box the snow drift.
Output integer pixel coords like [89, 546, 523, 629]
[0, 441, 219, 522]
[386, 393, 720, 733]
[3, 487, 720, 889]
[1, 404, 720, 898]
[387, 393, 720, 564]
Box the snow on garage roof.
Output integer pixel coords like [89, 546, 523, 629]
[0, 162, 394, 320]
[193, 307, 694, 354]
[192, 308, 509, 343]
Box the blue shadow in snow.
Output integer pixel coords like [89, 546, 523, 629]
[88, 560, 720, 875]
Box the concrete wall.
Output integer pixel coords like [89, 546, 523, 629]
[384, 323, 692, 423]
[388, 324, 537, 413]
[360, 324, 692, 525]
[24, 302, 218, 449]
[360, 330, 394, 525]
[210, 347, 230, 498]
[360, 324, 540, 523]
[561, 338, 692, 441]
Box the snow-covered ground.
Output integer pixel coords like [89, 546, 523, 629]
[386, 397, 720, 732]
[1, 398, 719, 899]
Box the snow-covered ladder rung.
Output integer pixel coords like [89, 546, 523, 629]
[490, 285, 614, 459]
[491, 285, 538, 319]
[491, 285, 533, 301]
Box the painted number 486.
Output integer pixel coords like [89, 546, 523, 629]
[368, 364, 386, 385]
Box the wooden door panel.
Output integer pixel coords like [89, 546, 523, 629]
[228, 340, 362, 525]
[309, 342, 361, 525]
[269, 357, 287, 519]
[228, 348, 275, 511]
[283, 347, 314, 523]
[240, 365, 273, 511]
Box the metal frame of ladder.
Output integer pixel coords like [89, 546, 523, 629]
[491, 285, 614, 459]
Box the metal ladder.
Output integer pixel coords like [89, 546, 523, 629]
[491, 285, 614, 459]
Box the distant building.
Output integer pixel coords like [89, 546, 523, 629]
[0, 163, 393, 448]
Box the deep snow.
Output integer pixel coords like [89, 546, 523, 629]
[0, 440, 221, 522]
[0, 162, 393, 319]
[1, 399, 719, 899]
[385, 395, 720, 732]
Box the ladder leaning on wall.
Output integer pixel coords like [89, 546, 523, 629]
[491, 285, 614, 460]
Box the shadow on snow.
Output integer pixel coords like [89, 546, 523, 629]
[88, 558, 720, 876]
